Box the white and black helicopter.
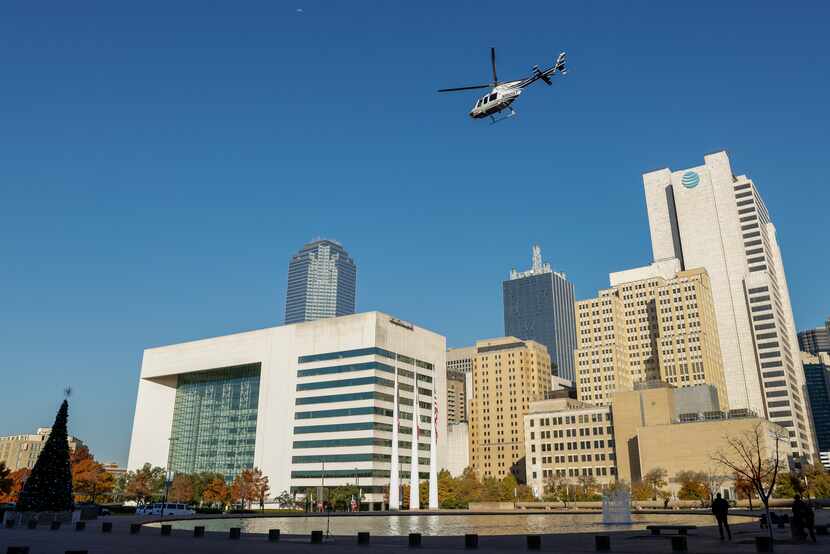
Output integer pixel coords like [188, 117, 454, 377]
[438, 48, 567, 123]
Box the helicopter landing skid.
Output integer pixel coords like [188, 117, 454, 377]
[489, 107, 516, 125]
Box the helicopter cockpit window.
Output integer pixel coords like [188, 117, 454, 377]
[488, 93, 497, 102]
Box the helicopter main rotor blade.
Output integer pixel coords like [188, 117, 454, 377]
[491, 47, 498, 85]
[437, 85, 492, 92]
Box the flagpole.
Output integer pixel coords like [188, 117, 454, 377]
[409, 371, 420, 511]
[428, 390, 439, 509]
[389, 354, 400, 511]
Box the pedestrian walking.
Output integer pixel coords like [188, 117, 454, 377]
[711, 492, 731, 540]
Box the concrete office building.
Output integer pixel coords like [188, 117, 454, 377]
[285, 239, 357, 324]
[802, 352, 830, 469]
[0, 428, 85, 472]
[127, 312, 447, 508]
[446, 371, 467, 424]
[503, 245, 577, 381]
[642, 151, 814, 458]
[524, 383, 786, 499]
[446, 347, 475, 374]
[445, 422, 470, 477]
[469, 337, 551, 481]
[798, 322, 830, 355]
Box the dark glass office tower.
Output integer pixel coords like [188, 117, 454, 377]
[284, 239, 357, 324]
[802, 353, 830, 461]
[503, 245, 577, 382]
[798, 320, 830, 354]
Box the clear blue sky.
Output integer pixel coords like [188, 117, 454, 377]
[2, 1, 828, 465]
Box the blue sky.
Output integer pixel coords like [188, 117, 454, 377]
[1, 1, 828, 465]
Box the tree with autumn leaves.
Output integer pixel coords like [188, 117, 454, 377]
[70, 446, 114, 503]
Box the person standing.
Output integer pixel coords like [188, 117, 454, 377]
[711, 493, 732, 540]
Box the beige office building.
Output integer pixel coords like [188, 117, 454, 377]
[447, 346, 475, 374]
[576, 265, 727, 409]
[469, 337, 551, 480]
[574, 291, 631, 405]
[0, 428, 85, 471]
[524, 394, 616, 497]
[446, 370, 467, 424]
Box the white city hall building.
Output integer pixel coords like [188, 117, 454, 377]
[127, 312, 447, 508]
[642, 151, 815, 459]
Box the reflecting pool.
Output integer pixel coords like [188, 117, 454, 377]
[149, 512, 744, 536]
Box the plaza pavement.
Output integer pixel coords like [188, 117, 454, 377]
[1, 511, 827, 554]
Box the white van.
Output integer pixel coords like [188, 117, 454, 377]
[136, 503, 195, 516]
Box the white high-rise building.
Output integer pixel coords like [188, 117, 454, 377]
[127, 311, 447, 508]
[642, 151, 814, 458]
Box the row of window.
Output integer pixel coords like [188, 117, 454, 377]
[297, 347, 434, 371]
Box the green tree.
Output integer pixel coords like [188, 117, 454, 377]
[17, 399, 73, 512]
[328, 485, 360, 510]
[773, 473, 801, 498]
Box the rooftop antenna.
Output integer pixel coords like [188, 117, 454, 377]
[531, 245, 542, 273]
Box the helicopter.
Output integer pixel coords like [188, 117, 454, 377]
[438, 48, 567, 123]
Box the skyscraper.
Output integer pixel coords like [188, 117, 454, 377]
[503, 245, 577, 381]
[284, 239, 357, 324]
[801, 352, 830, 469]
[798, 321, 830, 354]
[642, 151, 814, 458]
[468, 337, 551, 481]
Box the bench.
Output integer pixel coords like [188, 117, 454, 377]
[647, 525, 697, 536]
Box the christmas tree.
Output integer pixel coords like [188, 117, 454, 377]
[16, 399, 73, 512]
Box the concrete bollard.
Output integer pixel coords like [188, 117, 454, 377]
[269, 529, 281, 542]
[527, 535, 541, 550]
[160, 524, 172, 536]
[755, 536, 773, 552]
[74, 521, 85, 531]
[129, 523, 141, 534]
[229, 527, 241, 540]
[465, 534, 479, 549]
[50, 521, 61, 531]
[595, 535, 611, 551]
[409, 533, 422, 547]
[26, 520, 37, 530]
[357, 531, 370, 545]
[102, 522, 113, 533]
[311, 530, 323, 544]
[194, 526, 205, 538]
[6, 547, 30, 554]
[671, 536, 687, 552]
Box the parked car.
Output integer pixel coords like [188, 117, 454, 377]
[136, 503, 195, 516]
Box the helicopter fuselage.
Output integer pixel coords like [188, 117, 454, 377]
[469, 83, 522, 119]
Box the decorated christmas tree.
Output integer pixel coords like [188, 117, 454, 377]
[16, 399, 73, 512]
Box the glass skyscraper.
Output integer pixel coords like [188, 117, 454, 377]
[284, 239, 357, 324]
[503, 245, 577, 382]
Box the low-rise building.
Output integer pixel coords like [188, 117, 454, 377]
[0, 428, 85, 471]
[524, 382, 785, 499]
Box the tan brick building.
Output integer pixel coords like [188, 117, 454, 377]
[574, 291, 631, 405]
[576, 267, 727, 409]
[469, 337, 551, 481]
[446, 370, 467, 424]
[0, 428, 85, 471]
